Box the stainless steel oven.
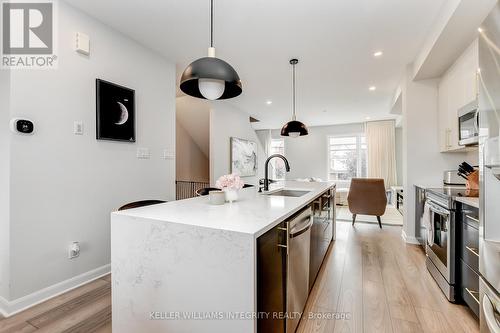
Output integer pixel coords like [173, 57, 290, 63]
[458, 100, 479, 146]
[425, 192, 457, 302]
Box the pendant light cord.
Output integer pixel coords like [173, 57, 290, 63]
[210, 0, 214, 47]
[292, 62, 296, 120]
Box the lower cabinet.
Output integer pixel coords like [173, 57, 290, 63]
[309, 188, 334, 290]
[257, 188, 335, 333]
[460, 259, 480, 317]
[257, 222, 287, 333]
[457, 202, 480, 317]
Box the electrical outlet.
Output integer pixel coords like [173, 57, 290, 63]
[68, 242, 80, 259]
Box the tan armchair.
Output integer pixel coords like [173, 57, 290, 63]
[347, 178, 387, 228]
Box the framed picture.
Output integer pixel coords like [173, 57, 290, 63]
[230, 137, 257, 177]
[96, 79, 135, 142]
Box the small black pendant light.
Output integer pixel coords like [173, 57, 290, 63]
[180, 0, 242, 100]
[281, 59, 309, 137]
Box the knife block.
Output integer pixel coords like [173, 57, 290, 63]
[466, 170, 479, 190]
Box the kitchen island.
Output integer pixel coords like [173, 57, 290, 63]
[111, 181, 335, 333]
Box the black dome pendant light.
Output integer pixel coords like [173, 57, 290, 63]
[180, 0, 242, 100]
[281, 59, 309, 137]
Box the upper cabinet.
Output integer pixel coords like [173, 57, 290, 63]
[438, 39, 479, 152]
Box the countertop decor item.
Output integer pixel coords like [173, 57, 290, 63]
[224, 188, 239, 203]
[231, 137, 257, 177]
[281, 59, 309, 137]
[208, 190, 225, 205]
[215, 173, 244, 203]
[96, 79, 135, 142]
[455, 161, 479, 190]
[180, 0, 242, 100]
[466, 170, 479, 190]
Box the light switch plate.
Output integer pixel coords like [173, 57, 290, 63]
[162, 149, 175, 159]
[75, 32, 90, 55]
[73, 121, 83, 135]
[137, 148, 150, 159]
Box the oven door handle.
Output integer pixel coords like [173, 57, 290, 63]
[427, 201, 450, 216]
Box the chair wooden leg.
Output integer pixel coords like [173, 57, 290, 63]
[377, 216, 382, 229]
[352, 214, 357, 226]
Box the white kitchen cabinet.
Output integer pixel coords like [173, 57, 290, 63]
[438, 39, 479, 152]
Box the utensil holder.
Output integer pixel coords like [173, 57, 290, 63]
[466, 170, 479, 190]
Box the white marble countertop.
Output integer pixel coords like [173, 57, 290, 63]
[113, 181, 335, 237]
[454, 196, 479, 208]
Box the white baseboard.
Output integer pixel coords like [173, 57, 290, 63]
[0, 295, 10, 318]
[401, 230, 420, 244]
[0, 264, 110, 318]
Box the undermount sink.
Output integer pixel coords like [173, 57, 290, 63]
[266, 189, 311, 197]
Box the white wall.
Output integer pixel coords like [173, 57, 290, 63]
[6, 1, 175, 303]
[0, 69, 11, 302]
[176, 96, 210, 156]
[210, 102, 265, 186]
[175, 96, 210, 183]
[395, 127, 404, 185]
[176, 121, 209, 182]
[257, 123, 365, 182]
[402, 65, 473, 242]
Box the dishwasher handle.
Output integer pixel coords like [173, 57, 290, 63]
[290, 217, 313, 238]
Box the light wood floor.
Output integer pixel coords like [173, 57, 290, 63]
[0, 223, 478, 333]
[0, 275, 112, 333]
[297, 222, 479, 333]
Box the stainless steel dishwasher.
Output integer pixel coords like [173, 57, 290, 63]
[287, 206, 312, 333]
[257, 206, 312, 333]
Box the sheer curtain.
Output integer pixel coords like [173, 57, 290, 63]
[365, 120, 397, 188]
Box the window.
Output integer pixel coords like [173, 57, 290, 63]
[269, 139, 286, 180]
[328, 134, 367, 181]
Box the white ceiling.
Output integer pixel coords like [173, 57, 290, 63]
[65, 0, 447, 129]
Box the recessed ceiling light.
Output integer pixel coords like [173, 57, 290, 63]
[369, 86, 376, 91]
[373, 51, 383, 57]
[365, 116, 371, 120]
[478, 27, 483, 33]
[266, 100, 272, 105]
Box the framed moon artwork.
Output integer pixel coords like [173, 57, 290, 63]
[96, 79, 135, 142]
[230, 137, 257, 177]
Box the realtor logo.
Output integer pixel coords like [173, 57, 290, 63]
[1, 1, 57, 68]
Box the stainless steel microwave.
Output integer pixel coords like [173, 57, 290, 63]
[458, 100, 479, 146]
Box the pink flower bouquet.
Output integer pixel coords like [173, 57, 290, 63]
[215, 173, 245, 190]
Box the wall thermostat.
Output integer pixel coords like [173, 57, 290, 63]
[10, 118, 34, 135]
